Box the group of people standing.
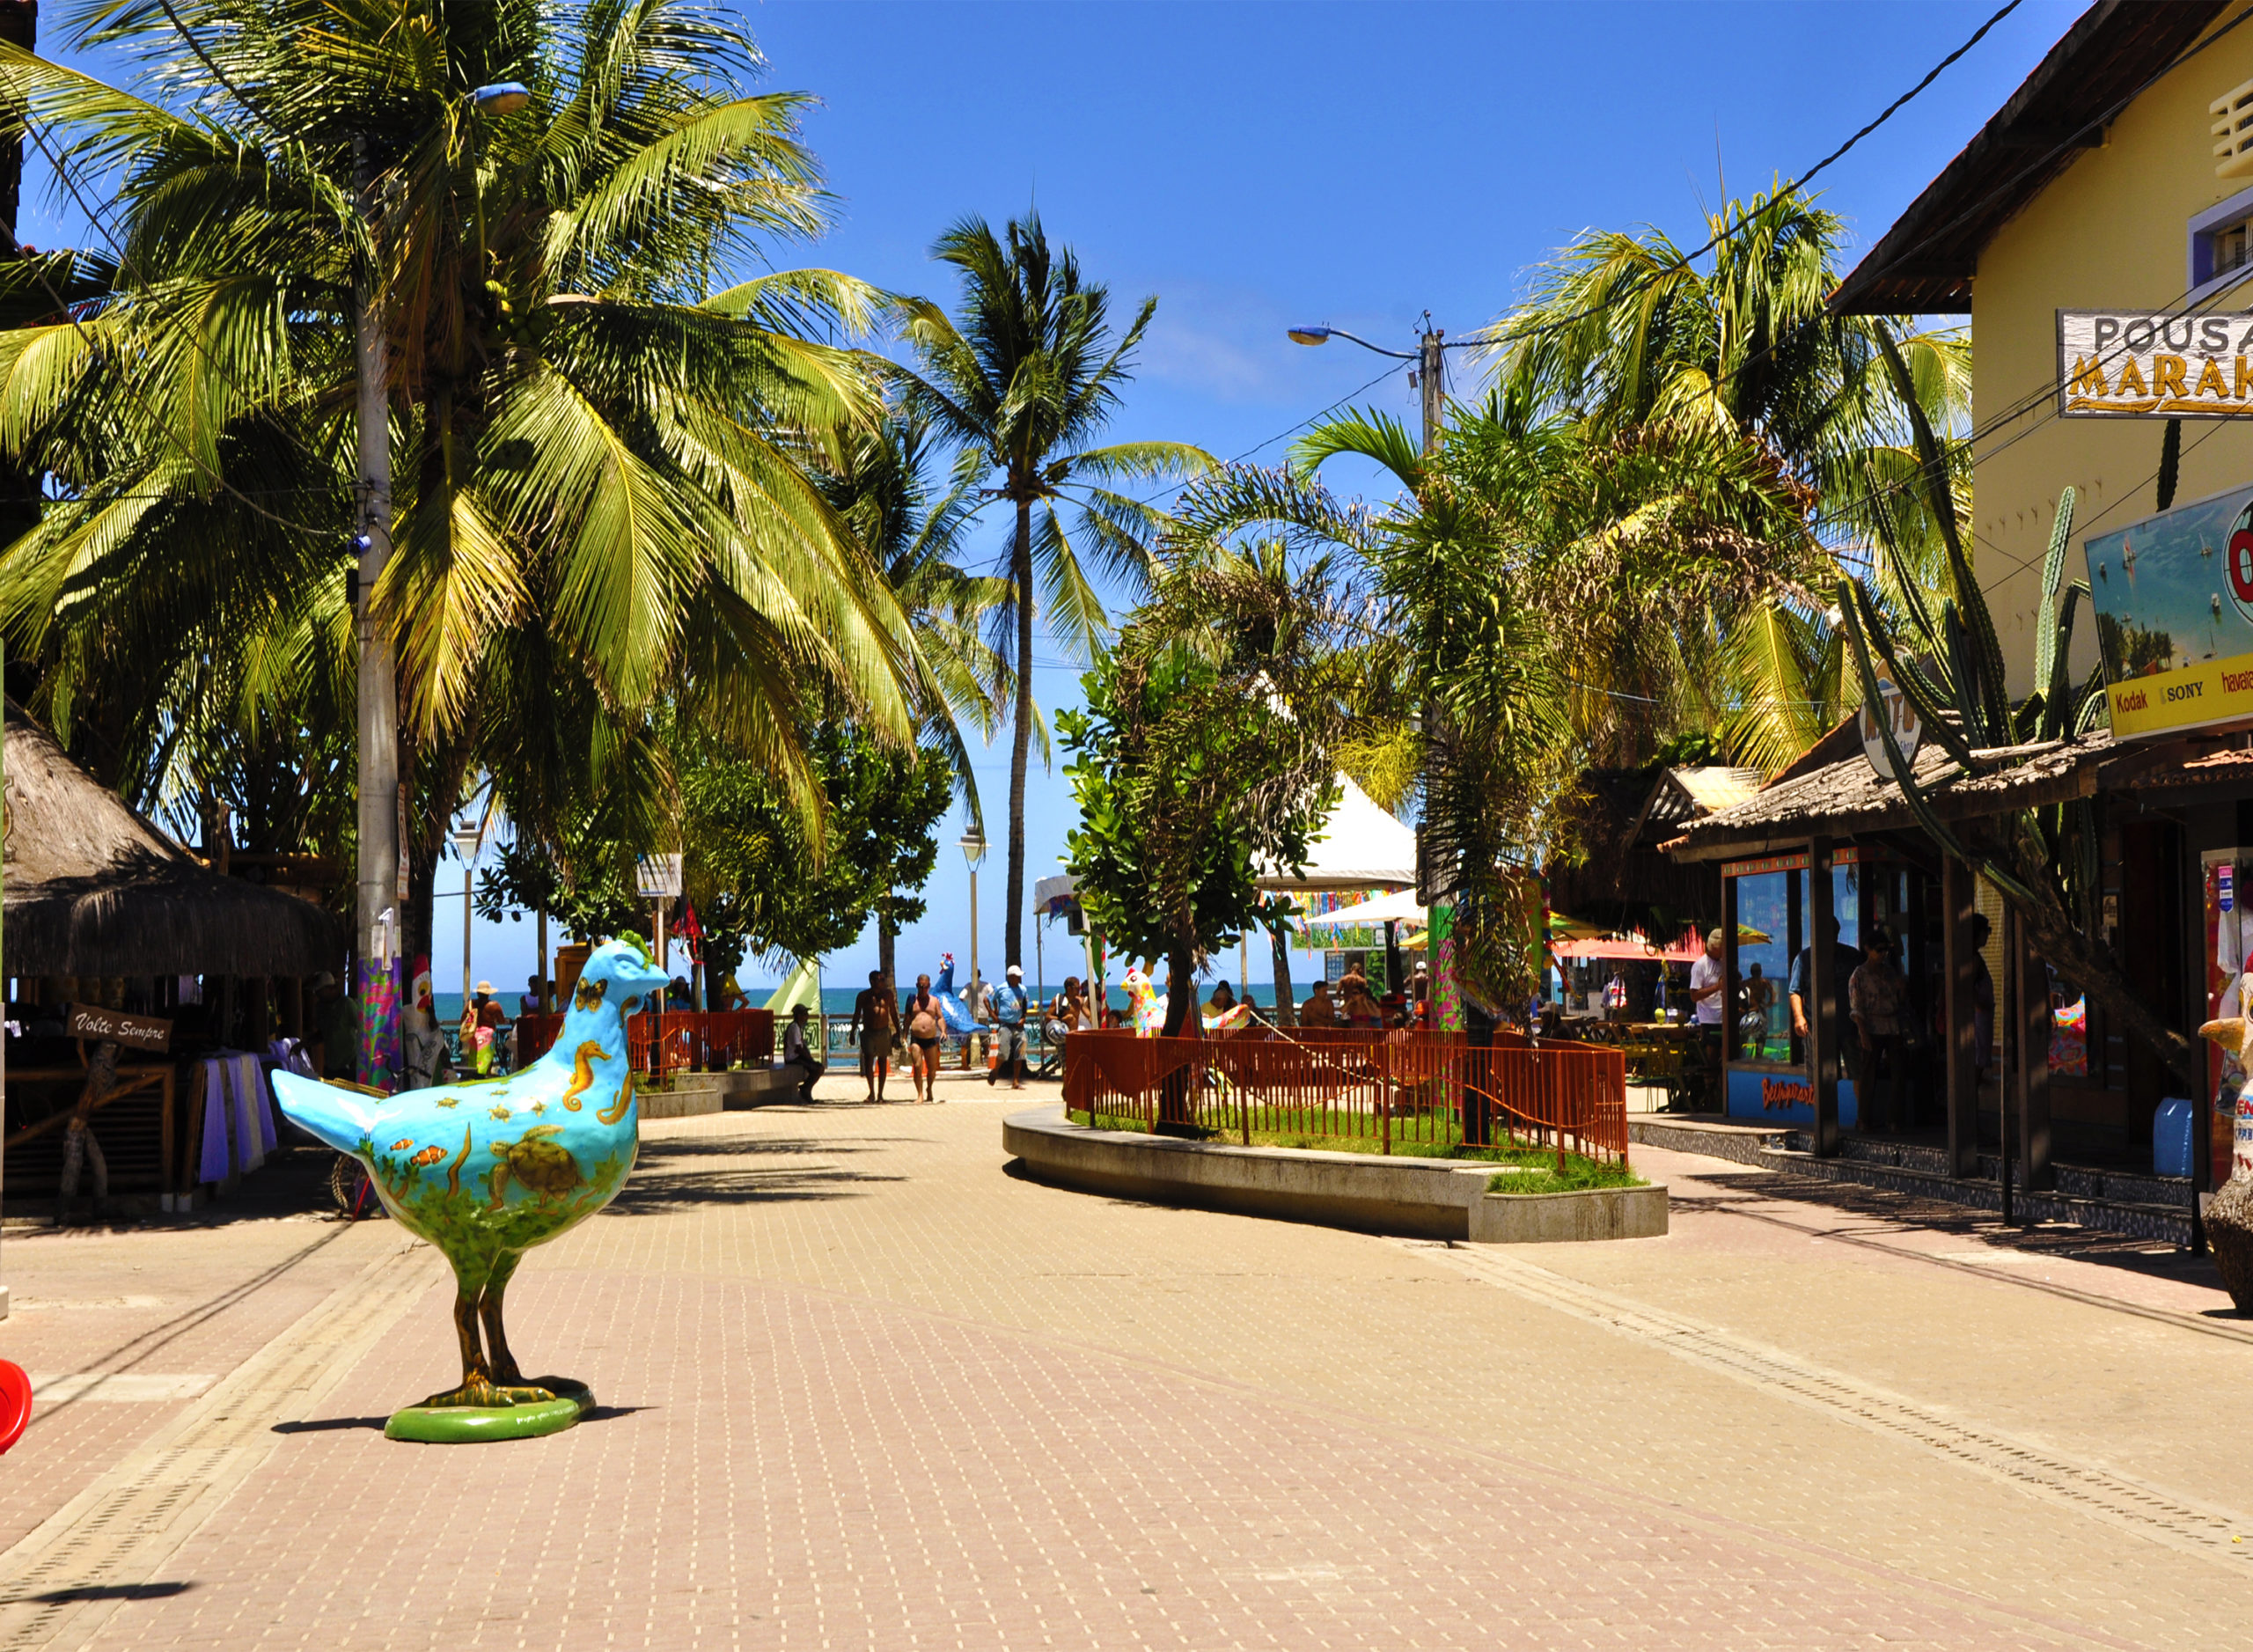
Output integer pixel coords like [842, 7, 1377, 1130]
[846, 964, 1061, 1104]
[1683, 917, 1992, 1132]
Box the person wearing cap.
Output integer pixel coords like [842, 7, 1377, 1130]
[988, 964, 1030, 1089]
[1849, 925, 1913, 1133]
[311, 970, 360, 1081]
[782, 1002, 825, 1103]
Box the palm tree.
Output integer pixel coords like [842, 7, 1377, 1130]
[0, 0, 920, 970]
[1489, 184, 1970, 772]
[818, 411, 1010, 980]
[899, 213, 1210, 972]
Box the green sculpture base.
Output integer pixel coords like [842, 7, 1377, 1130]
[384, 1381, 591, 1443]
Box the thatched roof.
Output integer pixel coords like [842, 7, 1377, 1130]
[1655, 730, 2239, 862]
[1545, 766, 1723, 924]
[4, 709, 341, 978]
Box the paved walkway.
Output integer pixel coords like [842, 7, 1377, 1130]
[2, 1074, 2249, 1649]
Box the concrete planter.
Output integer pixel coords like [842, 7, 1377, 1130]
[1469, 1181, 1669, 1244]
[1004, 1105, 1665, 1243]
[637, 1067, 796, 1119]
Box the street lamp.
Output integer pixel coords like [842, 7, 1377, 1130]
[1286, 314, 1486, 454]
[960, 827, 987, 991]
[451, 821, 483, 1010]
[353, 86, 532, 1087]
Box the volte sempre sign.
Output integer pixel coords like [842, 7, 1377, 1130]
[2058, 309, 2253, 418]
[64, 1003, 172, 1051]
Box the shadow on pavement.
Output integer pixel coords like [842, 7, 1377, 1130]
[271, 1415, 390, 1435]
[607, 1132, 906, 1213]
[1674, 1170, 2227, 1293]
[2, 1582, 195, 1604]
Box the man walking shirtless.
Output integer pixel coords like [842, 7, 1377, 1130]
[854, 969, 899, 1103]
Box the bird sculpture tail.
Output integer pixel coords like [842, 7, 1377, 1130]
[272, 1071, 386, 1156]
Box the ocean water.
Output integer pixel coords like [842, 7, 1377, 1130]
[431, 984, 1295, 1022]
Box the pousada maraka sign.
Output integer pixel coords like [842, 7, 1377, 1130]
[2057, 309, 2253, 418]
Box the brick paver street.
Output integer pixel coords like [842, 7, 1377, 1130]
[4, 1076, 2251, 1649]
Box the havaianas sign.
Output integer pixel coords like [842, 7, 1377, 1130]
[2058, 310, 2253, 417]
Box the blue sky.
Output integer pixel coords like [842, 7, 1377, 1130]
[33, 0, 2088, 996]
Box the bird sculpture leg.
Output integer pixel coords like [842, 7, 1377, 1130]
[476, 1252, 587, 1406]
[416, 1275, 509, 1411]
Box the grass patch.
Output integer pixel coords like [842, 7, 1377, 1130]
[1066, 1107, 1638, 1187]
[1487, 1156, 1644, 1195]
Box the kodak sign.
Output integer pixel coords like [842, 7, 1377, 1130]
[2086, 481, 2253, 739]
[2057, 309, 2253, 418]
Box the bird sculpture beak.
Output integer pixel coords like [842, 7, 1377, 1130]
[2198, 1017, 2249, 1061]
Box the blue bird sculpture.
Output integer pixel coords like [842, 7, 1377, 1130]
[274, 938, 672, 1410]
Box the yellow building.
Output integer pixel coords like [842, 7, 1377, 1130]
[1663, 4, 2253, 1222]
[1833, 0, 2253, 699]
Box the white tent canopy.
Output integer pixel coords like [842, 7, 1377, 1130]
[1033, 872, 1077, 908]
[1255, 774, 1417, 892]
[762, 957, 821, 1015]
[1302, 887, 1427, 930]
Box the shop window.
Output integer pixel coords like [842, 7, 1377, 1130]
[1735, 871, 1791, 1061]
[1725, 859, 1862, 1068]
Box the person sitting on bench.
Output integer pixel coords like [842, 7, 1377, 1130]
[782, 1003, 825, 1103]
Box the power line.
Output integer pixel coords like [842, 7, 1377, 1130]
[1133, 359, 1403, 510]
[1453, 0, 2027, 361]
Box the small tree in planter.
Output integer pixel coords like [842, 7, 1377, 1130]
[1062, 540, 1354, 1126]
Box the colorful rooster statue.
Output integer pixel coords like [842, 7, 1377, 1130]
[928, 954, 979, 1035]
[1121, 966, 1167, 1037]
[2197, 972, 2253, 1312]
[274, 938, 671, 1441]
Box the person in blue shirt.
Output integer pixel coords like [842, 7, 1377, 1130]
[987, 963, 1029, 1090]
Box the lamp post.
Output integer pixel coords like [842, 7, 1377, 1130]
[350, 80, 530, 1088]
[960, 827, 987, 990]
[451, 821, 483, 1010]
[1285, 315, 1484, 457]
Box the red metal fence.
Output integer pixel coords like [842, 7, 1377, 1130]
[516, 1010, 775, 1075]
[1060, 1026, 1627, 1167]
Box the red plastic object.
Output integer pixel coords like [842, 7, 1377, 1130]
[0, 1359, 31, 1455]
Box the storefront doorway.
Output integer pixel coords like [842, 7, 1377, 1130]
[1721, 846, 1934, 1134]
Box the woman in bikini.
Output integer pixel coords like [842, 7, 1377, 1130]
[907, 972, 944, 1103]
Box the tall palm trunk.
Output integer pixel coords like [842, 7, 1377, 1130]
[1006, 496, 1032, 971]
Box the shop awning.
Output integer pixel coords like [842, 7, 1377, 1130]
[1552, 929, 1703, 964]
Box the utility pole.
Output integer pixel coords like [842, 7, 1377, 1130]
[1419, 325, 1444, 454]
[1286, 312, 1467, 1032]
[353, 136, 400, 1089]
[0, 4, 33, 1319]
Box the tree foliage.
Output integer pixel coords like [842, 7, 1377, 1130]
[0, 0, 927, 973]
[899, 212, 1210, 977]
[1062, 533, 1353, 1037]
